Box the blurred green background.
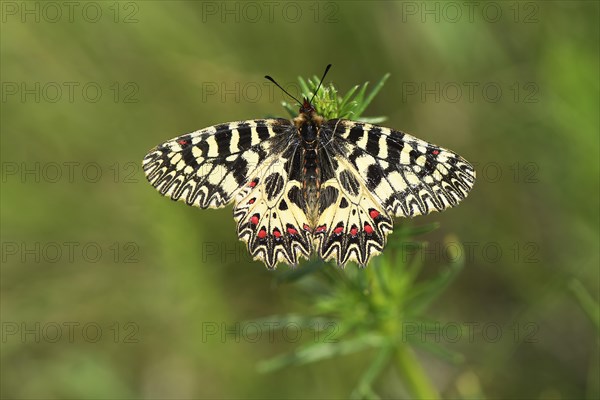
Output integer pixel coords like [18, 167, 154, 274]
[1, 1, 598, 399]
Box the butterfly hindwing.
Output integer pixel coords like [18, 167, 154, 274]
[233, 150, 313, 269]
[326, 119, 476, 218]
[314, 155, 393, 266]
[142, 118, 292, 208]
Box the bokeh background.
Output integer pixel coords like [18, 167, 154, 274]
[1, 1, 598, 399]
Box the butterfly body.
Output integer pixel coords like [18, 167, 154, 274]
[294, 103, 326, 225]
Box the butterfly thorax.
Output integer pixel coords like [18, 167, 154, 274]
[294, 109, 325, 223]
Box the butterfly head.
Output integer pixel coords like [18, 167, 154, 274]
[265, 64, 332, 121]
[299, 98, 316, 116]
[294, 97, 324, 129]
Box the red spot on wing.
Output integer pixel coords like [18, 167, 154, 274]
[432, 149, 440, 155]
[248, 198, 255, 205]
[315, 224, 327, 233]
[350, 226, 358, 236]
[177, 139, 189, 146]
[287, 226, 298, 235]
[364, 223, 374, 235]
[369, 209, 380, 219]
[333, 225, 344, 235]
[248, 179, 258, 188]
[250, 214, 259, 225]
[257, 228, 267, 239]
[273, 229, 282, 239]
[303, 223, 311, 231]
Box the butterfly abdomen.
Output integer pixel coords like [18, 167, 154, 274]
[302, 147, 319, 224]
[296, 113, 326, 224]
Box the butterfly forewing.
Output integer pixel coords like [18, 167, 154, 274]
[325, 119, 476, 218]
[142, 119, 292, 209]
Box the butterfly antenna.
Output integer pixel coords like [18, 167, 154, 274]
[309, 64, 332, 104]
[264, 75, 302, 105]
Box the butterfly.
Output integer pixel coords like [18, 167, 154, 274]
[142, 65, 476, 269]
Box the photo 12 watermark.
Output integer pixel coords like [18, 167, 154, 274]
[471, 161, 540, 184]
[1, 162, 141, 184]
[1, 1, 140, 23]
[400, 240, 541, 264]
[399, 1, 540, 24]
[199, 80, 303, 104]
[199, 1, 339, 23]
[400, 81, 540, 104]
[1, 82, 139, 104]
[1, 321, 140, 343]
[401, 321, 540, 344]
[1, 241, 140, 264]
[201, 320, 339, 343]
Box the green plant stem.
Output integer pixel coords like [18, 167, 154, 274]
[394, 344, 440, 399]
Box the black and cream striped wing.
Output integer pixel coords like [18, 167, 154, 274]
[233, 144, 313, 268]
[326, 119, 476, 218]
[313, 155, 393, 266]
[142, 119, 292, 209]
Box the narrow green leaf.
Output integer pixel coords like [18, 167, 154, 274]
[241, 314, 338, 335]
[373, 259, 391, 298]
[357, 116, 388, 124]
[351, 343, 394, 399]
[405, 222, 441, 237]
[340, 84, 360, 108]
[274, 258, 325, 284]
[394, 344, 440, 399]
[568, 278, 600, 331]
[257, 333, 385, 373]
[359, 73, 390, 115]
[298, 76, 311, 98]
[404, 238, 465, 313]
[403, 330, 465, 365]
[352, 82, 369, 117]
[281, 101, 298, 118]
